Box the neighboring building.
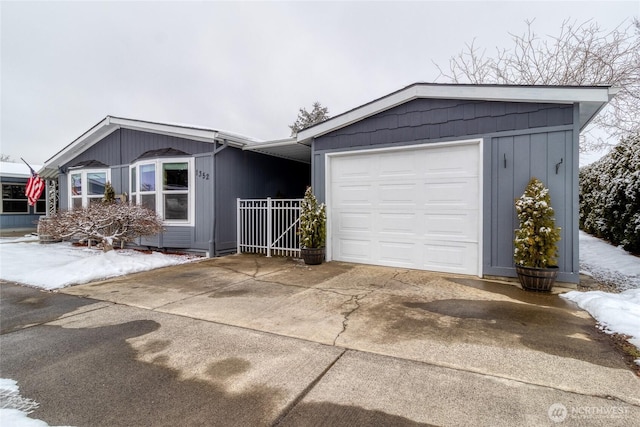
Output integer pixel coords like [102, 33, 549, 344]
[0, 162, 45, 230]
[39, 117, 310, 255]
[256, 83, 615, 283]
[39, 83, 615, 282]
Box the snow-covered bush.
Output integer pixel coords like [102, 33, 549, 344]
[514, 177, 561, 268]
[39, 203, 164, 252]
[580, 133, 640, 254]
[298, 187, 326, 248]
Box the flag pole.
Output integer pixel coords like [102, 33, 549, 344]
[20, 157, 36, 175]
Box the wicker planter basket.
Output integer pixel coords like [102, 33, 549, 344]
[301, 247, 325, 265]
[515, 265, 559, 292]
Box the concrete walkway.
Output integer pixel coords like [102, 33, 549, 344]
[2, 254, 639, 426]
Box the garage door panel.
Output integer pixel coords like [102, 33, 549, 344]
[333, 184, 374, 206]
[379, 183, 419, 207]
[423, 242, 478, 274]
[379, 241, 416, 267]
[329, 141, 480, 276]
[422, 178, 479, 209]
[331, 156, 373, 181]
[337, 239, 372, 261]
[378, 212, 417, 235]
[421, 145, 480, 178]
[378, 153, 419, 179]
[336, 212, 372, 232]
[423, 211, 478, 241]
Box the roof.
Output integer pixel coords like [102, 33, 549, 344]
[242, 137, 311, 164]
[40, 116, 266, 178]
[39, 84, 617, 177]
[0, 162, 41, 179]
[296, 82, 617, 143]
[134, 148, 191, 161]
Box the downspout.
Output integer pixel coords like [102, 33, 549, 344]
[209, 144, 217, 257]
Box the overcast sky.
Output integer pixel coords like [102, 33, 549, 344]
[1, 1, 637, 166]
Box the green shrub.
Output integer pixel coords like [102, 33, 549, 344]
[298, 187, 326, 248]
[579, 133, 640, 254]
[514, 177, 561, 268]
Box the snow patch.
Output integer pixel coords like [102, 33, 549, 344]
[561, 289, 640, 365]
[0, 378, 64, 427]
[0, 241, 196, 290]
[579, 231, 640, 291]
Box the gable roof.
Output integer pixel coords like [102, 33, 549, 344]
[40, 116, 264, 178]
[295, 83, 617, 143]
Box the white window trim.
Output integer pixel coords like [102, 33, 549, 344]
[129, 157, 194, 226]
[68, 169, 111, 209]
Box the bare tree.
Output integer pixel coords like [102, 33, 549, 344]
[0, 154, 13, 162]
[434, 18, 640, 152]
[289, 102, 330, 136]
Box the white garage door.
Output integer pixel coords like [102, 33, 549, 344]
[328, 141, 481, 275]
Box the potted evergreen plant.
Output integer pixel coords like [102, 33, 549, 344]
[298, 186, 326, 265]
[514, 177, 562, 291]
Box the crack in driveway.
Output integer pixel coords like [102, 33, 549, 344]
[333, 291, 373, 346]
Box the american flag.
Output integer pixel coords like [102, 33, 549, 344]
[23, 162, 45, 206]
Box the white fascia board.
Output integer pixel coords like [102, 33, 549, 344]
[242, 137, 298, 150]
[42, 117, 257, 172]
[297, 84, 614, 142]
[297, 86, 418, 142]
[413, 85, 612, 104]
[43, 117, 114, 170]
[108, 117, 231, 145]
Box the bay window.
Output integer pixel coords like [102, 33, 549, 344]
[68, 169, 110, 209]
[130, 158, 193, 224]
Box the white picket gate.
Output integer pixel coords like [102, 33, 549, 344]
[237, 198, 302, 257]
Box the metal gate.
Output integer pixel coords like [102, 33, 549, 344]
[237, 198, 302, 257]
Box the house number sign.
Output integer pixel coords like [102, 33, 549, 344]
[196, 170, 210, 180]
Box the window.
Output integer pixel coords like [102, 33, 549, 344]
[130, 158, 193, 224]
[1, 183, 29, 213]
[68, 169, 110, 209]
[35, 188, 46, 214]
[0, 183, 46, 214]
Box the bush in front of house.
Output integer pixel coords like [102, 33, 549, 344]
[579, 133, 640, 254]
[39, 202, 164, 252]
[298, 186, 326, 249]
[514, 177, 561, 268]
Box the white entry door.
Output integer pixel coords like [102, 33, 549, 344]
[327, 140, 481, 275]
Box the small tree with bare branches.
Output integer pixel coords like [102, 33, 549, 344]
[434, 18, 640, 152]
[40, 203, 164, 252]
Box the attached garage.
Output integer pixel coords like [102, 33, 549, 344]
[293, 83, 617, 283]
[327, 140, 481, 275]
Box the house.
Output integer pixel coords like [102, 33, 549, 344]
[38, 117, 310, 255]
[0, 162, 45, 230]
[253, 83, 616, 283]
[39, 83, 615, 283]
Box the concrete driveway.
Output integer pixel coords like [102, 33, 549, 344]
[2, 254, 639, 426]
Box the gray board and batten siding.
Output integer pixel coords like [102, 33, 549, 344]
[57, 128, 310, 255]
[311, 98, 580, 283]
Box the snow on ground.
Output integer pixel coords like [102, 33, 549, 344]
[0, 378, 55, 427]
[561, 231, 640, 365]
[0, 230, 638, 399]
[0, 238, 196, 290]
[578, 230, 640, 291]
